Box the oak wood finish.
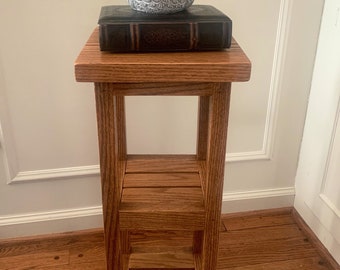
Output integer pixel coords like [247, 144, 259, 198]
[128, 251, 195, 270]
[75, 28, 251, 83]
[92, 82, 216, 96]
[120, 157, 205, 231]
[95, 87, 124, 270]
[75, 28, 251, 270]
[202, 84, 231, 270]
[120, 187, 205, 230]
[125, 155, 199, 173]
[1, 208, 339, 270]
[123, 173, 201, 188]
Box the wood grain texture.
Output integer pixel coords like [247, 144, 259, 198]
[126, 155, 199, 173]
[120, 187, 204, 210]
[75, 26, 252, 269]
[222, 207, 295, 231]
[0, 229, 106, 270]
[119, 212, 205, 231]
[1, 209, 339, 270]
[225, 258, 332, 270]
[123, 173, 201, 188]
[130, 231, 192, 252]
[95, 86, 124, 270]
[116, 95, 127, 161]
[218, 237, 320, 269]
[201, 83, 231, 270]
[0, 250, 70, 269]
[196, 96, 210, 161]
[119, 187, 205, 230]
[75, 28, 251, 83]
[128, 252, 195, 269]
[93, 82, 215, 96]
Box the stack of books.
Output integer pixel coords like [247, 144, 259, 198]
[98, 5, 232, 52]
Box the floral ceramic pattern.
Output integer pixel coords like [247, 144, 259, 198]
[128, 0, 194, 14]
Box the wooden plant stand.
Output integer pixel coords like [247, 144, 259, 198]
[75, 28, 251, 270]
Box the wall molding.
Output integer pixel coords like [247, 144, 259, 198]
[226, 0, 292, 163]
[9, 165, 100, 184]
[0, 206, 104, 240]
[0, 187, 295, 239]
[315, 96, 340, 220]
[0, 206, 103, 227]
[222, 186, 295, 213]
[319, 194, 340, 219]
[2, 0, 292, 183]
[223, 186, 295, 201]
[0, 98, 20, 182]
[260, 0, 292, 160]
[320, 95, 340, 194]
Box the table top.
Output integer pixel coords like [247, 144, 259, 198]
[75, 28, 251, 83]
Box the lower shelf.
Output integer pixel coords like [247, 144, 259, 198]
[127, 251, 196, 270]
[120, 155, 205, 269]
[119, 155, 206, 231]
[119, 186, 205, 230]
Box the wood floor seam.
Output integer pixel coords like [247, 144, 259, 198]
[0, 207, 339, 270]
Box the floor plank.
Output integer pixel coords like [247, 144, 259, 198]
[0, 208, 338, 270]
[0, 250, 70, 270]
[224, 257, 331, 270]
[222, 208, 295, 231]
[218, 237, 320, 269]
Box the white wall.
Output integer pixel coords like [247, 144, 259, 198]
[294, 0, 340, 264]
[0, 0, 324, 238]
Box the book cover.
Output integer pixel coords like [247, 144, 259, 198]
[98, 5, 232, 52]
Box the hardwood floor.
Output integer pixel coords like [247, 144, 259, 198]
[0, 208, 339, 270]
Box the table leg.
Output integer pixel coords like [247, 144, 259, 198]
[95, 84, 125, 270]
[201, 83, 231, 270]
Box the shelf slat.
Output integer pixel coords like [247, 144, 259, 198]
[126, 155, 199, 173]
[129, 252, 195, 270]
[124, 173, 201, 188]
[119, 187, 205, 230]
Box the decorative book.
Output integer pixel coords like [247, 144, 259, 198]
[98, 5, 232, 52]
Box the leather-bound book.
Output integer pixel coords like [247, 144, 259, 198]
[98, 5, 232, 52]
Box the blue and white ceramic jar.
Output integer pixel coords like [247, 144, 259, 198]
[128, 0, 194, 14]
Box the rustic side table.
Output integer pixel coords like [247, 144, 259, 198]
[75, 28, 251, 270]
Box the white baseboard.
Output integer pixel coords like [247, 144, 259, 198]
[222, 187, 295, 213]
[294, 198, 340, 265]
[0, 206, 103, 239]
[0, 187, 295, 239]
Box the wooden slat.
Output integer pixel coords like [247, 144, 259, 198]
[75, 28, 251, 83]
[119, 209, 205, 231]
[123, 173, 201, 188]
[94, 82, 215, 96]
[128, 252, 195, 269]
[130, 231, 192, 252]
[126, 155, 199, 173]
[119, 187, 205, 230]
[120, 187, 204, 211]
